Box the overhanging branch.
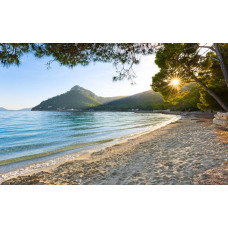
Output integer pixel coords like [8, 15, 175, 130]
[198, 45, 216, 52]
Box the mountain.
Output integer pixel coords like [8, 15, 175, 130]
[94, 90, 164, 111]
[32, 85, 164, 111]
[18, 108, 31, 111]
[0, 107, 8, 111]
[32, 85, 124, 111]
[0, 107, 31, 111]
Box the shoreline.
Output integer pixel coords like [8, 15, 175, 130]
[1, 112, 227, 185]
[0, 114, 180, 184]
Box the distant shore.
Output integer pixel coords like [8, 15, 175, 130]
[1, 112, 228, 185]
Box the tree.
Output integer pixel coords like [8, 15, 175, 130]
[34, 43, 157, 83]
[1, 43, 227, 110]
[197, 46, 228, 110]
[213, 43, 228, 88]
[152, 43, 228, 111]
[0, 43, 155, 83]
[164, 84, 201, 111]
[0, 43, 33, 67]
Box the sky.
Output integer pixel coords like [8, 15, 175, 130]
[0, 54, 159, 110]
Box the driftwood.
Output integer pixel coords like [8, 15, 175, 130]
[213, 112, 228, 127]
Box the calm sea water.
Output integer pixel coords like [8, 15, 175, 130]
[0, 111, 178, 172]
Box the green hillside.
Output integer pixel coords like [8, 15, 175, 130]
[94, 90, 164, 111]
[32, 85, 124, 111]
[32, 85, 164, 111]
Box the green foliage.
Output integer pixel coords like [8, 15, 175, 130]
[2, 43, 227, 111]
[151, 103, 170, 110]
[0, 43, 33, 67]
[151, 84, 200, 111]
[32, 86, 164, 111]
[152, 43, 228, 111]
[33, 43, 154, 66]
[197, 80, 228, 111]
[152, 43, 206, 99]
[32, 85, 130, 111]
[169, 85, 200, 111]
[0, 43, 155, 82]
[32, 85, 104, 111]
[196, 44, 228, 110]
[94, 90, 164, 111]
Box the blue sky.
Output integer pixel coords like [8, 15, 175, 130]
[0, 54, 159, 110]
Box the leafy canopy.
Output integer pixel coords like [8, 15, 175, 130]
[152, 43, 228, 111]
[0, 43, 155, 82]
[1, 43, 227, 111]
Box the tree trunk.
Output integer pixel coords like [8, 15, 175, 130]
[192, 74, 228, 112]
[214, 43, 228, 88]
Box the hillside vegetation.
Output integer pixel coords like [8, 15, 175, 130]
[32, 85, 125, 111]
[32, 85, 164, 111]
[94, 90, 164, 111]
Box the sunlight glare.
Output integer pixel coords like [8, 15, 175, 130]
[170, 78, 180, 86]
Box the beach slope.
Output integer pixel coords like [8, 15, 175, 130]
[1, 115, 228, 185]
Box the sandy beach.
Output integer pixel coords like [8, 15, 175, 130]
[1, 113, 228, 185]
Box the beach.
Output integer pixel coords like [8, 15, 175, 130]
[1, 113, 228, 185]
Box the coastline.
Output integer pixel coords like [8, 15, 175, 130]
[0, 114, 180, 183]
[1, 112, 227, 185]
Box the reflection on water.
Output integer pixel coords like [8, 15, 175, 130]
[0, 111, 177, 171]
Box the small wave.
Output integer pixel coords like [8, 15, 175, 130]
[0, 139, 113, 166]
[0, 141, 61, 154]
[0, 114, 180, 182]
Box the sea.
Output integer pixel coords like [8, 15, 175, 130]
[0, 111, 180, 173]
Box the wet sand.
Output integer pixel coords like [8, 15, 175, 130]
[1, 114, 228, 185]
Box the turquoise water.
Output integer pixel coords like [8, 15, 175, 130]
[0, 111, 177, 172]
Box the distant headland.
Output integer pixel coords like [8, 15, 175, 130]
[31, 85, 164, 112]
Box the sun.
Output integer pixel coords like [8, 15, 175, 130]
[170, 78, 180, 86]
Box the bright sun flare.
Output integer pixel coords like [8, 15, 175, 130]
[170, 78, 180, 86]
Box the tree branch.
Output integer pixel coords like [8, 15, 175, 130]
[198, 55, 219, 62]
[198, 45, 216, 52]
